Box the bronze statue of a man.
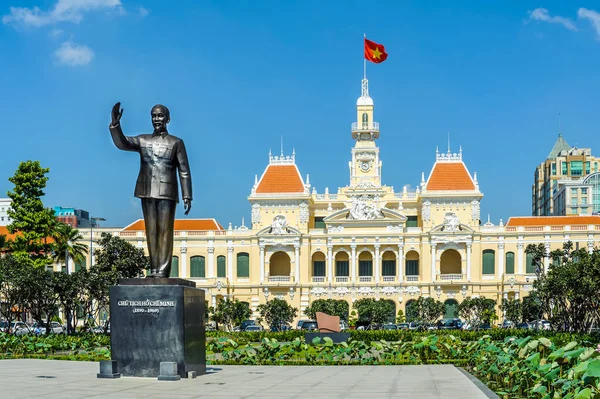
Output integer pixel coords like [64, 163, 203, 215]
[109, 102, 192, 278]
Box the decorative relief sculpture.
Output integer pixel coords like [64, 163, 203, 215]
[422, 200, 431, 222]
[347, 195, 384, 220]
[442, 212, 460, 232]
[251, 204, 261, 224]
[471, 200, 480, 221]
[299, 203, 309, 223]
[270, 215, 288, 235]
[405, 286, 420, 296]
[328, 225, 344, 233]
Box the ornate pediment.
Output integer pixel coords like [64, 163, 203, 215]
[324, 207, 407, 224]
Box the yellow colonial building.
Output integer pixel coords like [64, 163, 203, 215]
[82, 77, 600, 323]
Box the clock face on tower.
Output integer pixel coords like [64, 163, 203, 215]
[360, 161, 371, 172]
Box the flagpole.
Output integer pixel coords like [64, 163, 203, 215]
[363, 33, 367, 79]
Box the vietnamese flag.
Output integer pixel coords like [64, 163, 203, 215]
[364, 38, 388, 63]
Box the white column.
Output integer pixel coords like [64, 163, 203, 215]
[497, 243, 505, 281]
[517, 243, 524, 274]
[294, 244, 300, 283]
[431, 244, 437, 282]
[398, 245, 404, 281]
[211, 294, 216, 308]
[374, 244, 380, 282]
[259, 245, 265, 283]
[180, 247, 187, 278]
[227, 245, 234, 281]
[588, 237, 594, 254]
[327, 245, 333, 283]
[515, 291, 520, 300]
[544, 242, 550, 273]
[351, 245, 357, 282]
[466, 243, 472, 282]
[66, 255, 71, 274]
[207, 246, 215, 278]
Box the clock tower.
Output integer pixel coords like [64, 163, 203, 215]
[349, 77, 381, 188]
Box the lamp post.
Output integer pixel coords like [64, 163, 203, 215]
[90, 217, 106, 267]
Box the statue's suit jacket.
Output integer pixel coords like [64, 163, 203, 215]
[109, 124, 192, 203]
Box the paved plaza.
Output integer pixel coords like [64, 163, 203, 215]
[0, 359, 497, 398]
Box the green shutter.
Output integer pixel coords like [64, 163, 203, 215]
[312, 261, 325, 277]
[237, 253, 249, 277]
[217, 256, 226, 277]
[75, 259, 85, 272]
[406, 216, 418, 228]
[190, 256, 205, 278]
[405, 260, 419, 276]
[526, 253, 534, 274]
[171, 256, 179, 277]
[482, 250, 495, 275]
[314, 217, 326, 229]
[382, 260, 396, 276]
[505, 252, 515, 274]
[335, 261, 349, 276]
[359, 261, 372, 276]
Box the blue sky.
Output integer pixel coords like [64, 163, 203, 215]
[1, 0, 600, 228]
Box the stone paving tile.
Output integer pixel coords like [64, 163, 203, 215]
[0, 359, 497, 398]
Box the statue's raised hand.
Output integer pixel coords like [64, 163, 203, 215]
[111, 102, 124, 126]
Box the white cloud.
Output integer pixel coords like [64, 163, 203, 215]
[3, 0, 123, 27]
[53, 41, 94, 66]
[527, 8, 578, 31]
[49, 28, 64, 38]
[138, 6, 149, 18]
[578, 8, 600, 39]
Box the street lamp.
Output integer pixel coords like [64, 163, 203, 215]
[90, 217, 106, 267]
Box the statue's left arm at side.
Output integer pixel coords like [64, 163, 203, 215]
[108, 102, 141, 152]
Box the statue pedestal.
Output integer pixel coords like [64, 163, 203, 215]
[108, 278, 206, 378]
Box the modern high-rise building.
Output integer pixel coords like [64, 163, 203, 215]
[53, 207, 93, 228]
[0, 198, 12, 226]
[532, 135, 600, 216]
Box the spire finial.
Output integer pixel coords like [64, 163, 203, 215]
[447, 132, 451, 153]
[558, 111, 561, 135]
[280, 136, 284, 157]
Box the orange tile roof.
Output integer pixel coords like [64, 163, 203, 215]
[426, 162, 475, 191]
[506, 216, 600, 227]
[0, 226, 55, 243]
[123, 219, 224, 231]
[255, 165, 305, 194]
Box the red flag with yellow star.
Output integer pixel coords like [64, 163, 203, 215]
[364, 38, 388, 63]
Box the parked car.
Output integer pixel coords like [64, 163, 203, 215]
[244, 325, 263, 332]
[530, 320, 551, 330]
[32, 321, 64, 335]
[239, 320, 256, 331]
[270, 323, 290, 332]
[515, 322, 531, 329]
[382, 324, 398, 330]
[500, 320, 515, 329]
[296, 320, 312, 330]
[437, 319, 463, 330]
[1, 321, 32, 335]
[339, 320, 349, 331]
[300, 321, 318, 331]
[397, 323, 409, 330]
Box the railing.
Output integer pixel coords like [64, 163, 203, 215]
[524, 227, 543, 232]
[382, 276, 395, 282]
[439, 274, 462, 281]
[351, 122, 379, 131]
[335, 276, 349, 283]
[572, 225, 587, 231]
[551, 226, 563, 231]
[359, 276, 372, 283]
[405, 276, 419, 282]
[268, 276, 290, 282]
[119, 232, 136, 237]
[505, 227, 516, 232]
[312, 276, 325, 283]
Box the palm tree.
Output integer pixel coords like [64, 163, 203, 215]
[52, 223, 88, 272]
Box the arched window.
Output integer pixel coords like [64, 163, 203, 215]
[171, 256, 179, 278]
[237, 252, 249, 277]
[312, 252, 326, 277]
[505, 252, 515, 274]
[526, 253, 534, 274]
[217, 255, 226, 278]
[482, 250, 495, 275]
[335, 252, 349, 277]
[361, 112, 369, 128]
[190, 256, 206, 278]
[405, 251, 419, 276]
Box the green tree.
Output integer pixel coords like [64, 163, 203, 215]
[54, 271, 85, 335]
[529, 241, 600, 332]
[500, 298, 522, 326]
[395, 309, 406, 324]
[457, 297, 498, 326]
[51, 223, 88, 271]
[408, 297, 445, 327]
[304, 299, 349, 321]
[209, 299, 252, 331]
[6, 161, 56, 267]
[257, 298, 298, 330]
[353, 298, 395, 326]
[25, 267, 61, 334]
[0, 255, 30, 329]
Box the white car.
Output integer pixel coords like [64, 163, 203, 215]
[33, 321, 64, 335]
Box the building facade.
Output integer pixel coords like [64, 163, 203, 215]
[53, 207, 94, 228]
[532, 135, 600, 216]
[79, 78, 600, 324]
[0, 198, 12, 226]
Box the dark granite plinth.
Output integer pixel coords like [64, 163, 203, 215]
[110, 279, 206, 378]
[97, 360, 120, 378]
[305, 332, 350, 344]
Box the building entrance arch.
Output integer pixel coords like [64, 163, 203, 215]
[269, 251, 291, 276]
[440, 249, 462, 275]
